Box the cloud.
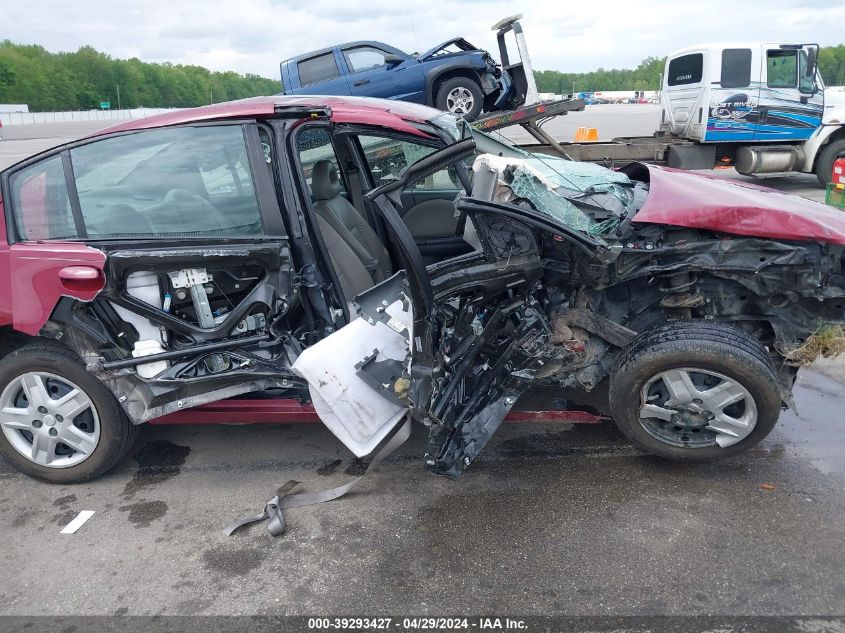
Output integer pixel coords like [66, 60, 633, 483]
[3, 0, 844, 79]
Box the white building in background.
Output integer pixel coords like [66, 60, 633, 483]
[592, 91, 658, 102]
[0, 104, 30, 113]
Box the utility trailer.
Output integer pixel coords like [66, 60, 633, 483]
[478, 27, 845, 185]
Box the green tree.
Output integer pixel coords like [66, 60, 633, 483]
[0, 41, 282, 111]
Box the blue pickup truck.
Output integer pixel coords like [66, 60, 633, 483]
[279, 38, 514, 120]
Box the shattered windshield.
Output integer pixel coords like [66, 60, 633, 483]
[474, 153, 630, 236]
[430, 114, 639, 238]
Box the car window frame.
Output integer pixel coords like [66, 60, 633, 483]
[349, 131, 446, 187]
[666, 53, 704, 87]
[1, 120, 287, 245]
[341, 45, 393, 75]
[347, 129, 472, 195]
[720, 48, 752, 89]
[766, 49, 798, 89]
[293, 125, 351, 196]
[284, 120, 359, 320]
[297, 51, 342, 87]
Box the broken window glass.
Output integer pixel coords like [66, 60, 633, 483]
[472, 154, 631, 236]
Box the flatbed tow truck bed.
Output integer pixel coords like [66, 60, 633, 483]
[474, 97, 698, 167]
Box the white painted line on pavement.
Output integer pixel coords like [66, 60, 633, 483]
[60, 510, 95, 534]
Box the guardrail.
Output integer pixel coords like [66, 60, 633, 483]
[0, 108, 180, 126]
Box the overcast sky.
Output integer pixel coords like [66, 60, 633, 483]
[5, 0, 844, 79]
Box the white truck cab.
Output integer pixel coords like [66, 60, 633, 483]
[659, 43, 845, 184]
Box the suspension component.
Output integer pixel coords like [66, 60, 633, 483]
[659, 272, 705, 318]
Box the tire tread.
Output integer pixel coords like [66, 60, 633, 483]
[608, 320, 782, 461]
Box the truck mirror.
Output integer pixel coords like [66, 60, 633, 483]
[384, 54, 403, 66]
[805, 47, 817, 77]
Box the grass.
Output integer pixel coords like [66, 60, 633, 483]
[782, 324, 845, 366]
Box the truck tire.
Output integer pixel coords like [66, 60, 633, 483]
[0, 341, 136, 483]
[435, 77, 484, 121]
[608, 321, 782, 461]
[815, 138, 845, 187]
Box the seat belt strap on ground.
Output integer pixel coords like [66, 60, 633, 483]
[224, 417, 412, 537]
[223, 479, 301, 537]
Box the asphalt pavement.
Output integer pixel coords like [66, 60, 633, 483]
[0, 107, 844, 620]
[1, 367, 844, 617]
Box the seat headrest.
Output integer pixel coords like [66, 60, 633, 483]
[311, 160, 342, 201]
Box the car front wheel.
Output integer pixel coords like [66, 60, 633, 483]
[436, 77, 484, 121]
[0, 342, 136, 483]
[608, 321, 782, 461]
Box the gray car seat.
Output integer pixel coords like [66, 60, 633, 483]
[315, 215, 375, 302]
[310, 160, 392, 284]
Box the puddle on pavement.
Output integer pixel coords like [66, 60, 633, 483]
[119, 499, 169, 528]
[121, 440, 191, 500]
[115, 439, 190, 529]
[49, 493, 79, 525]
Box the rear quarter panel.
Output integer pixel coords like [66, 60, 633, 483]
[8, 242, 106, 335]
[0, 195, 11, 327]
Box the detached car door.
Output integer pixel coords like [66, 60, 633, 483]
[3, 121, 299, 426]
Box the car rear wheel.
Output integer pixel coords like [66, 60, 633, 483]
[608, 321, 782, 461]
[815, 138, 845, 187]
[0, 342, 136, 483]
[436, 77, 484, 121]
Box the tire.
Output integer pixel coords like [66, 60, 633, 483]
[435, 77, 484, 121]
[608, 321, 782, 461]
[815, 138, 845, 187]
[0, 341, 136, 483]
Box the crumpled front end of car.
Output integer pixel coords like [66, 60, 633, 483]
[296, 147, 845, 478]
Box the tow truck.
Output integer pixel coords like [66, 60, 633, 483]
[477, 17, 845, 186]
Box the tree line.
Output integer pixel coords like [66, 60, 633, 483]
[0, 41, 280, 111]
[536, 45, 845, 95]
[1, 41, 844, 112]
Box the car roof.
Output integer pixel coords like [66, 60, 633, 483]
[95, 95, 443, 139]
[666, 42, 803, 59]
[281, 41, 406, 64]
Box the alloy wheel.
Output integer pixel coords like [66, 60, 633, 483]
[0, 371, 100, 468]
[446, 87, 475, 115]
[638, 368, 757, 448]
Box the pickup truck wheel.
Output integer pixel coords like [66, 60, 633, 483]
[608, 321, 782, 461]
[815, 139, 845, 187]
[436, 77, 483, 121]
[0, 342, 136, 483]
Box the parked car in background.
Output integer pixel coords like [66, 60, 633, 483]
[280, 39, 514, 120]
[1, 95, 845, 484]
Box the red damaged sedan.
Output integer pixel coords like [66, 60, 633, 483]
[0, 95, 844, 483]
